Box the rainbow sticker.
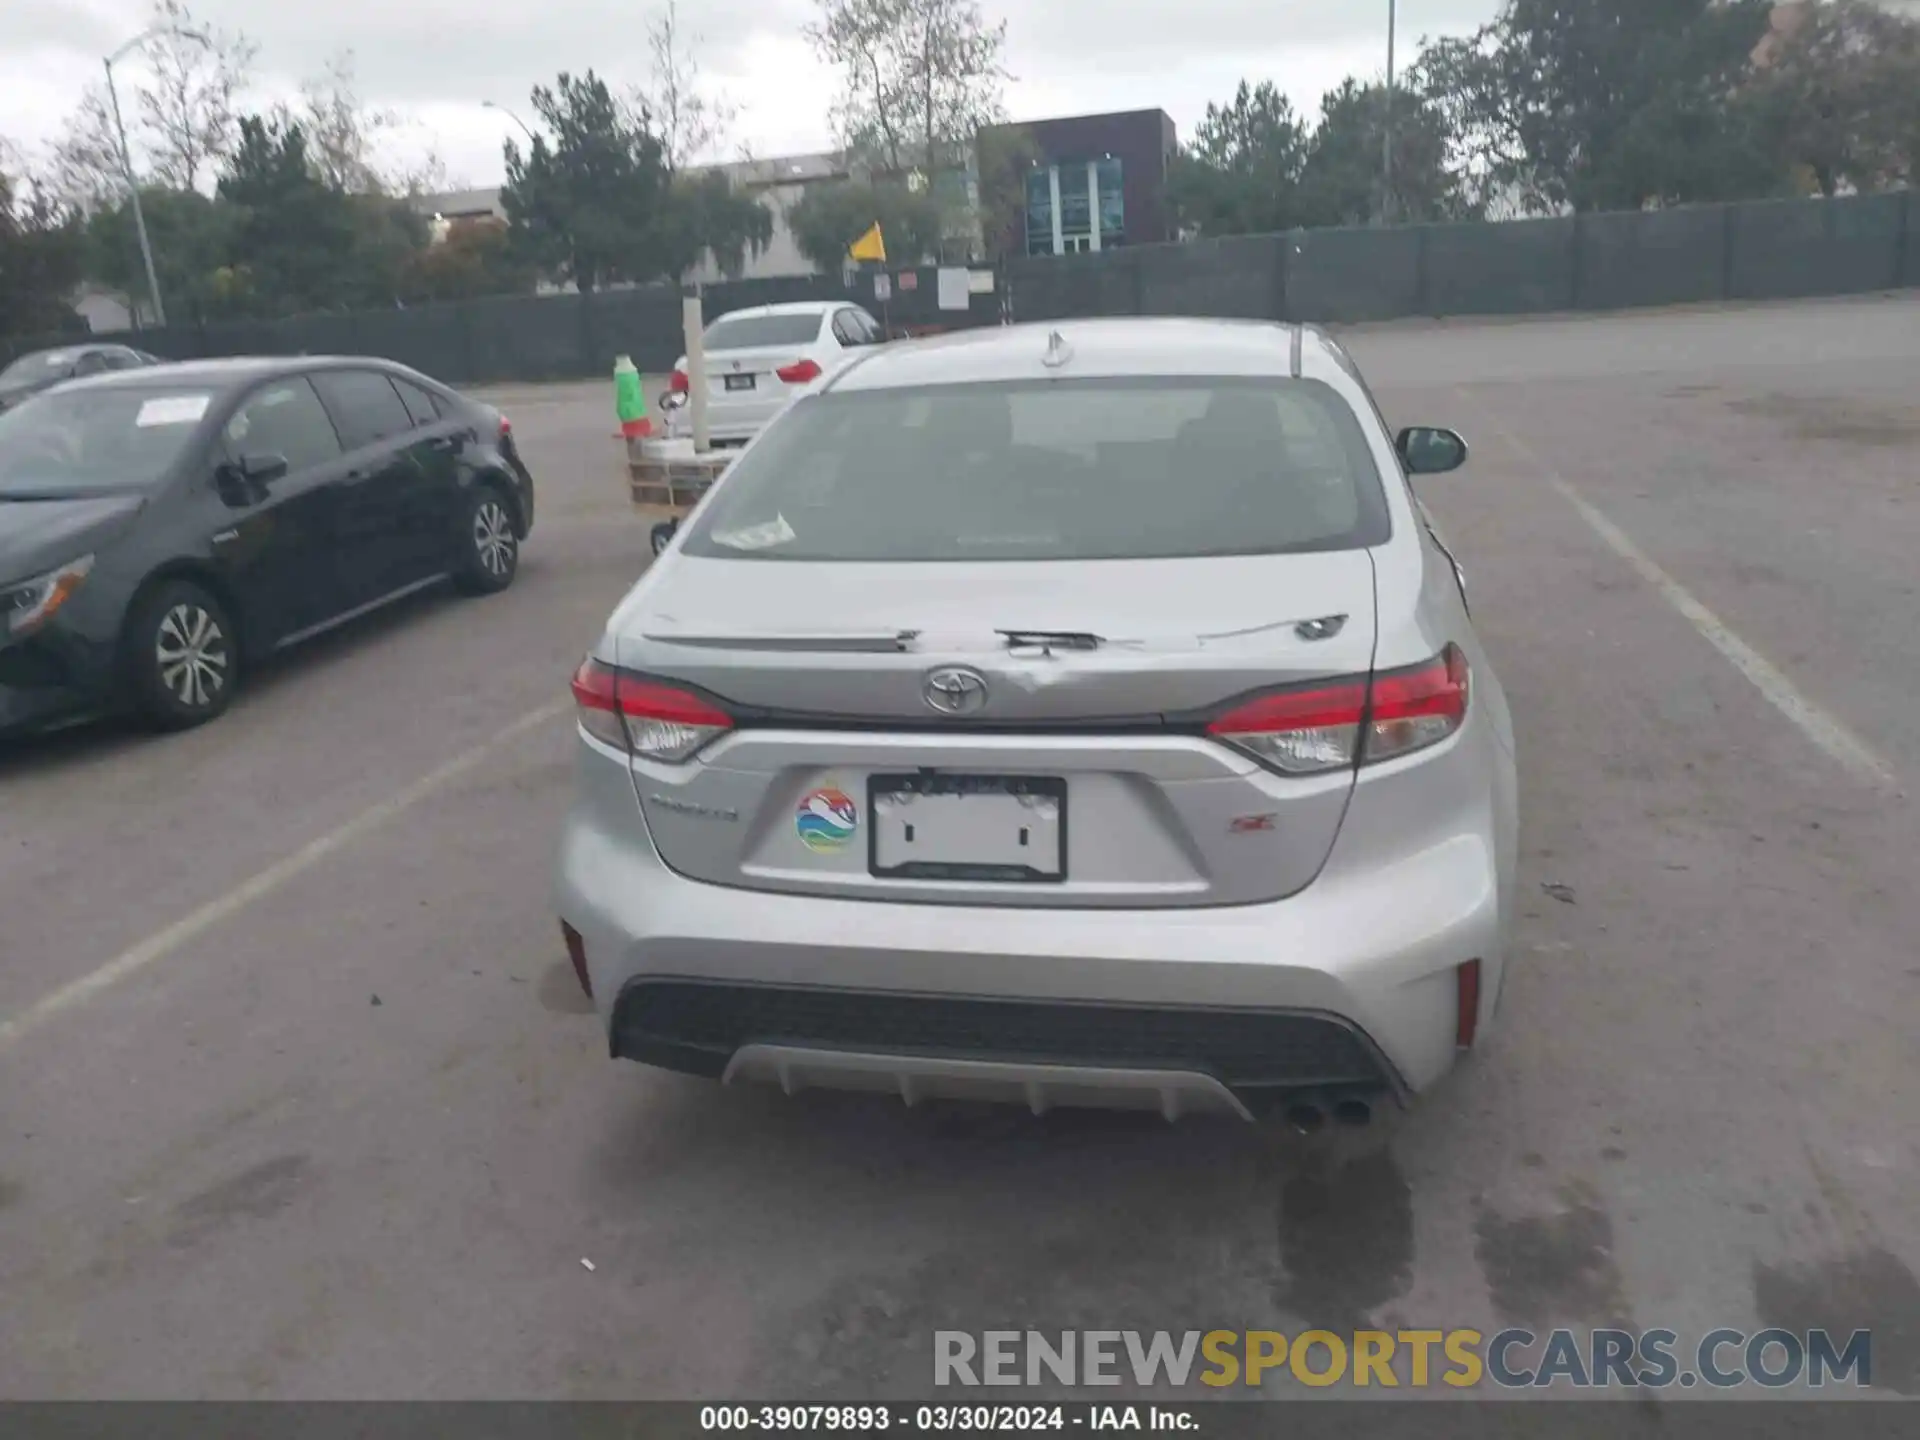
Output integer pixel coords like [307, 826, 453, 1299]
[796, 787, 859, 853]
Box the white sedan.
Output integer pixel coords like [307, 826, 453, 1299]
[666, 301, 887, 447]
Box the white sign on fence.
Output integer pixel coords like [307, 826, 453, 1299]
[937, 267, 970, 311]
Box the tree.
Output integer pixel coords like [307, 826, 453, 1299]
[499, 72, 673, 291]
[1299, 79, 1468, 227]
[83, 185, 241, 321]
[47, 87, 130, 212]
[287, 51, 399, 195]
[1, 157, 84, 339]
[1170, 81, 1311, 238]
[807, 0, 1009, 179]
[400, 219, 535, 302]
[786, 179, 944, 273]
[973, 123, 1043, 260]
[1418, 0, 1780, 214]
[655, 169, 775, 279]
[216, 116, 359, 314]
[630, 0, 771, 279]
[45, 1, 255, 209]
[136, 0, 257, 192]
[640, 0, 737, 172]
[1746, 0, 1920, 195]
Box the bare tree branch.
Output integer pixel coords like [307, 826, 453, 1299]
[136, 0, 257, 191]
[637, 0, 738, 173]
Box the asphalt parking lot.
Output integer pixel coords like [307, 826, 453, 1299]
[1, 295, 1916, 1399]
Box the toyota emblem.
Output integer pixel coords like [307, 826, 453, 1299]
[922, 666, 989, 716]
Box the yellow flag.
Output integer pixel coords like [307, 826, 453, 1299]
[848, 222, 887, 263]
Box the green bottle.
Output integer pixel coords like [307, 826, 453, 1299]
[615, 354, 651, 438]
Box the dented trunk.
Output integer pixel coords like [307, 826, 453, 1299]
[601, 553, 1379, 909]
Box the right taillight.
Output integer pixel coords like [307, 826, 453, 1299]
[570, 658, 732, 762]
[1207, 645, 1469, 775]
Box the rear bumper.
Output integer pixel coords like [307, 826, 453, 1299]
[553, 722, 1514, 1109]
[610, 981, 1401, 1117]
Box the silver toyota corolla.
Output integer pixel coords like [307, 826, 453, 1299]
[553, 318, 1518, 1126]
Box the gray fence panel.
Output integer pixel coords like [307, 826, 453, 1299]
[1135, 235, 1283, 319]
[1729, 195, 1905, 300]
[1577, 207, 1727, 310]
[588, 288, 687, 375]
[354, 303, 473, 382]
[1425, 216, 1576, 316]
[1286, 226, 1422, 323]
[1904, 191, 1920, 288]
[279, 312, 366, 358]
[198, 318, 301, 357]
[1007, 252, 1141, 322]
[462, 293, 590, 383]
[1830, 193, 1907, 292]
[18, 193, 1920, 379]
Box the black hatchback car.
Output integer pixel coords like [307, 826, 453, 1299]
[0, 356, 534, 737]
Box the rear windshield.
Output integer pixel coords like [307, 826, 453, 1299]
[0, 351, 75, 384]
[704, 314, 824, 350]
[0, 386, 213, 496]
[678, 377, 1392, 562]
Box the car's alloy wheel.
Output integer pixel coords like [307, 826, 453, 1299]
[122, 578, 239, 730]
[475, 498, 517, 578]
[155, 601, 230, 710]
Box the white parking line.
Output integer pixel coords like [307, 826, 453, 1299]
[1474, 407, 1897, 790]
[0, 700, 571, 1056]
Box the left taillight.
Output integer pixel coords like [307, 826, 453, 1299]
[1206, 645, 1469, 775]
[570, 658, 732, 762]
[776, 358, 823, 384]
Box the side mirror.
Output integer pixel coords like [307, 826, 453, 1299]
[241, 452, 290, 485]
[1396, 426, 1469, 476]
[214, 452, 289, 506]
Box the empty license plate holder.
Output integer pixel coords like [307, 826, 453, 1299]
[868, 774, 1067, 883]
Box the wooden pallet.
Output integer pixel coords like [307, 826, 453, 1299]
[626, 442, 732, 523]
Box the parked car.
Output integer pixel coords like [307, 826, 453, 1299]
[665, 301, 887, 447]
[553, 318, 1519, 1128]
[0, 344, 163, 415]
[0, 356, 534, 737]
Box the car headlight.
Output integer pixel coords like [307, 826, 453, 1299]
[5, 554, 95, 637]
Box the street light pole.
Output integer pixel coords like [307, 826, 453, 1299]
[1382, 0, 1398, 225]
[104, 53, 166, 329]
[483, 100, 537, 145]
[104, 24, 209, 331]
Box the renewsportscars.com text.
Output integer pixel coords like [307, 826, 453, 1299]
[933, 1328, 1873, 1390]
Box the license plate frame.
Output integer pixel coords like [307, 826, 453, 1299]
[868, 773, 1068, 884]
[722, 373, 756, 392]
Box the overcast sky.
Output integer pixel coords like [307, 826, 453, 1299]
[2, 0, 1499, 189]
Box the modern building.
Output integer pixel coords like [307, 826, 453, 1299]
[977, 109, 1179, 259]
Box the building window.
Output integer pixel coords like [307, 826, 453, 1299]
[1097, 157, 1125, 249]
[1023, 158, 1127, 257]
[1026, 169, 1053, 258]
[1057, 163, 1093, 250]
